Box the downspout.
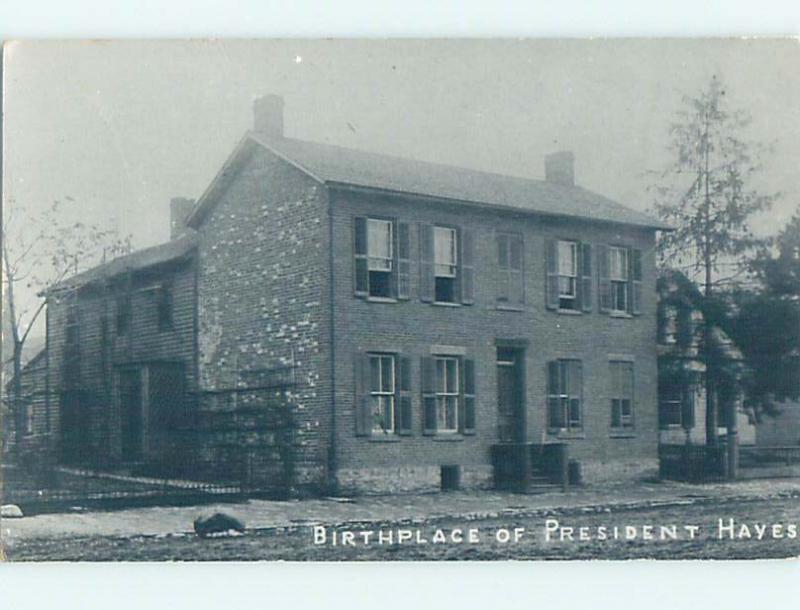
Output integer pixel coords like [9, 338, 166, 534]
[326, 186, 339, 493]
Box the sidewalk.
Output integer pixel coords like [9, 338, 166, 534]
[5, 477, 800, 543]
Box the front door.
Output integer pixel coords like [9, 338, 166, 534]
[497, 347, 525, 443]
[118, 368, 144, 462]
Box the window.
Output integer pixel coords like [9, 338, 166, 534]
[547, 359, 582, 431]
[116, 294, 131, 335]
[23, 403, 34, 436]
[434, 227, 458, 303]
[662, 305, 678, 344]
[610, 361, 634, 430]
[435, 357, 460, 432]
[354, 217, 410, 300]
[367, 219, 394, 298]
[369, 354, 396, 434]
[659, 393, 684, 428]
[609, 246, 629, 313]
[421, 355, 475, 435]
[496, 233, 524, 305]
[546, 240, 592, 312]
[157, 285, 173, 331]
[558, 240, 578, 309]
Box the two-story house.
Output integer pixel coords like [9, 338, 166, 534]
[182, 95, 669, 494]
[43, 205, 198, 470]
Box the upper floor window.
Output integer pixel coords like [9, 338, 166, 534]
[547, 359, 583, 432]
[434, 226, 458, 302]
[496, 232, 524, 306]
[353, 216, 410, 300]
[558, 240, 578, 309]
[598, 245, 642, 316]
[546, 240, 592, 312]
[420, 224, 474, 305]
[609, 246, 629, 313]
[609, 360, 634, 430]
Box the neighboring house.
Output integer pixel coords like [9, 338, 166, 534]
[2, 348, 50, 459]
[656, 270, 755, 447]
[26, 95, 674, 494]
[44, 212, 198, 470]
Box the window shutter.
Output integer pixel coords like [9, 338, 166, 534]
[597, 244, 611, 313]
[580, 242, 593, 312]
[354, 352, 372, 436]
[353, 217, 369, 298]
[397, 356, 413, 435]
[421, 356, 437, 434]
[545, 239, 559, 310]
[682, 390, 695, 429]
[460, 228, 475, 305]
[419, 224, 435, 303]
[546, 360, 561, 428]
[509, 234, 524, 305]
[496, 234, 510, 303]
[461, 358, 476, 434]
[630, 248, 643, 315]
[395, 222, 412, 300]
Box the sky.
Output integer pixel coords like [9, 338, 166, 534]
[3, 39, 800, 338]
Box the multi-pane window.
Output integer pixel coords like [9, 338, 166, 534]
[610, 361, 634, 430]
[497, 233, 524, 305]
[365, 218, 394, 298]
[369, 354, 395, 434]
[436, 357, 460, 432]
[659, 393, 684, 428]
[558, 240, 578, 309]
[434, 227, 458, 302]
[23, 403, 34, 436]
[609, 246, 629, 313]
[662, 305, 678, 344]
[547, 359, 583, 431]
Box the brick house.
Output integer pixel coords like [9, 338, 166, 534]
[183, 95, 669, 493]
[25, 95, 673, 494]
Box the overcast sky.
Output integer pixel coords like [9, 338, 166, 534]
[3, 39, 799, 335]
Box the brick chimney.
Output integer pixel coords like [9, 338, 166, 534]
[544, 151, 575, 187]
[170, 197, 195, 239]
[253, 94, 284, 137]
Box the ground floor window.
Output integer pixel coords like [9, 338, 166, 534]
[369, 353, 396, 433]
[436, 356, 460, 432]
[610, 360, 634, 430]
[547, 359, 582, 431]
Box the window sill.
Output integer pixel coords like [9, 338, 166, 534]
[609, 430, 636, 439]
[366, 296, 399, 304]
[368, 434, 401, 442]
[496, 304, 524, 312]
[432, 301, 462, 307]
[548, 429, 585, 440]
[431, 434, 464, 442]
[556, 308, 582, 316]
[609, 311, 633, 319]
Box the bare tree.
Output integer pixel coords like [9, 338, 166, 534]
[651, 76, 777, 476]
[2, 197, 131, 456]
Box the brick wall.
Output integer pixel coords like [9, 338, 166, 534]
[328, 188, 660, 493]
[194, 145, 330, 491]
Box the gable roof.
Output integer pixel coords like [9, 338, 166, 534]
[48, 232, 197, 294]
[188, 132, 670, 231]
